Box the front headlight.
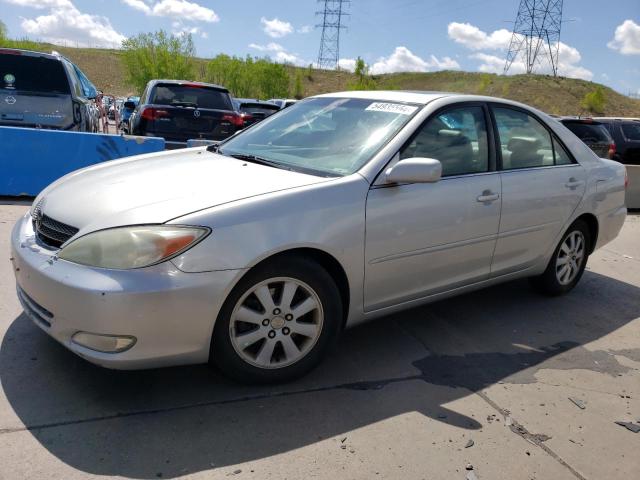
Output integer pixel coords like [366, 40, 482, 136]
[58, 225, 209, 269]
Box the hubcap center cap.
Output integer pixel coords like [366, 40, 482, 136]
[270, 316, 286, 329]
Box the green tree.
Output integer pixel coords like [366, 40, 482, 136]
[347, 57, 377, 91]
[0, 20, 7, 41]
[121, 30, 196, 93]
[293, 70, 305, 99]
[581, 86, 606, 114]
[205, 54, 290, 99]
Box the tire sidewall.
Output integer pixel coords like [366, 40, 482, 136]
[211, 256, 342, 383]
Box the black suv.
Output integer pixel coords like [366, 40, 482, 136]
[0, 48, 98, 132]
[593, 118, 640, 165]
[559, 118, 615, 159]
[130, 80, 242, 148]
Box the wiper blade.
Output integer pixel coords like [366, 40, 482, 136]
[227, 153, 292, 171]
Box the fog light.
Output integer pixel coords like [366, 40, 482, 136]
[72, 332, 136, 353]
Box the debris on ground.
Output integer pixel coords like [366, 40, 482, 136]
[568, 397, 586, 410]
[438, 413, 448, 419]
[341, 437, 347, 443]
[466, 471, 479, 480]
[465, 463, 474, 471]
[614, 421, 640, 433]
[465, 439, 474, 448]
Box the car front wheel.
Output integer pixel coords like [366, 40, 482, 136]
[211, 256, 342, 383]
[530, 219, 590, 296]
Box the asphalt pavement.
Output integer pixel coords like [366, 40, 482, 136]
[0, 202, 638, 480]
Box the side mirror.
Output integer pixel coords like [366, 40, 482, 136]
[385, 158, 442, 184]
[124, 101, 136, 110]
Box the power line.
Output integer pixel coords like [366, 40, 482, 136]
[316, 0, 350, 69]
[504, 0, 564, 76]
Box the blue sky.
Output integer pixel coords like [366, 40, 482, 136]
[1, 0, 639, 95]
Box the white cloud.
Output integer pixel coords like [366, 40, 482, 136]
[16, 0, 126, 48]
[470, 42, 593, 80]
[121, 0, 151, 14]
[369, 46, 460, 74]
[120, 0, 219, 22]
[249, 42, 307, 66]
[338, 58, 357, 72]
[608, 19, 640, 55]
[450, 21, 592, 80]
[261, 17, 293, 38]
[298, 25, 313, 34]
[171, 20, 208, 38]
[448, 22, 512, 50]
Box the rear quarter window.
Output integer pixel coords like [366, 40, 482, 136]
[1, 54, 70, 94]
[622, 123, 640, 141]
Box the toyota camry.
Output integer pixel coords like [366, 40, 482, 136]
[11, 91, 628, 383]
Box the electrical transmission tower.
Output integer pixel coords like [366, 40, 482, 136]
[316, 0, 350, 69]
[504, 0, 564, 76]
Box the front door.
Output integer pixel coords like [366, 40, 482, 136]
[364, 104, 501, 311]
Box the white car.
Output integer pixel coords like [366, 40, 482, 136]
[12, 91, 627, 383]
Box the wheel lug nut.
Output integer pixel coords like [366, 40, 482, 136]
[285, 314, 293, 321]
[268, 330, 276, 338]
[273, 308, 281, 315]
[262, 319, 270, 326]
[282, 327, 290, 335]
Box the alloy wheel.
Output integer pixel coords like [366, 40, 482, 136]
[229, 277, 324, 369]
[555, 231, 585, 285]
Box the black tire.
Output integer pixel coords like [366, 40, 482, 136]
[211, 256, 343, 384]
[530, 219, 591, 296]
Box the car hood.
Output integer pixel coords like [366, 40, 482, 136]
[36, 148, 328, 235]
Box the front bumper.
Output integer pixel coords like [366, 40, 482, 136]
[11, 212, 243, 369]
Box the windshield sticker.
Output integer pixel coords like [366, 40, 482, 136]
[366, 102, 418, 115]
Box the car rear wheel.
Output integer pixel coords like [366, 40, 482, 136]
[211, 256, 342, 383]
[530, 220, 590, 296]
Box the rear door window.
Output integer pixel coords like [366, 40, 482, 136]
[1, 54, 70, 94]
[150, 84, 232, 110]
[493, 107, 554, 169]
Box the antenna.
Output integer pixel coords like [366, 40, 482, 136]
[504, 0, 564, 76]
[316, 0, 350, 69]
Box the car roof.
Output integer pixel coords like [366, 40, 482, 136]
[0, 48, 66, 62]
[148, 79, 229, 92]
[310, 91, 548, 112]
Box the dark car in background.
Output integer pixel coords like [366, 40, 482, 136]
[130, 80, 242, 148]
[267, 98, 298, 109]
[118, 96, 139, 133]
[232, 98, 280, 128]
[593, 118, 640, 165]
[0, 48, 98, 132]
[559, 118, 616, 159]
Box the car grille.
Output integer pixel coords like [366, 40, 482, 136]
[17, 286, 53, 328]
[34, 214, 79, 248]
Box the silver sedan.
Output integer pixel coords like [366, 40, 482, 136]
[11, 91, 628, 383]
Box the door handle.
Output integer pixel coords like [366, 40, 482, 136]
[477, 191, 500, 203]
[565, 178, 584, 190]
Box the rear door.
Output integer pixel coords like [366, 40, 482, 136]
[491, 105, 587, 275]
[147, 83, 236, 142]
[0, 52, 74, 129]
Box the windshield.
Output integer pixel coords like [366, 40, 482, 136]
[219, 97, 420, 176]
[150, 84, 232, 110]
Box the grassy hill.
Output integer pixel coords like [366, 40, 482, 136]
[11, 43, 640, 117]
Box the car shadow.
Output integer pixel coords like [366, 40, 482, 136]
[1, 271, 638, 478]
